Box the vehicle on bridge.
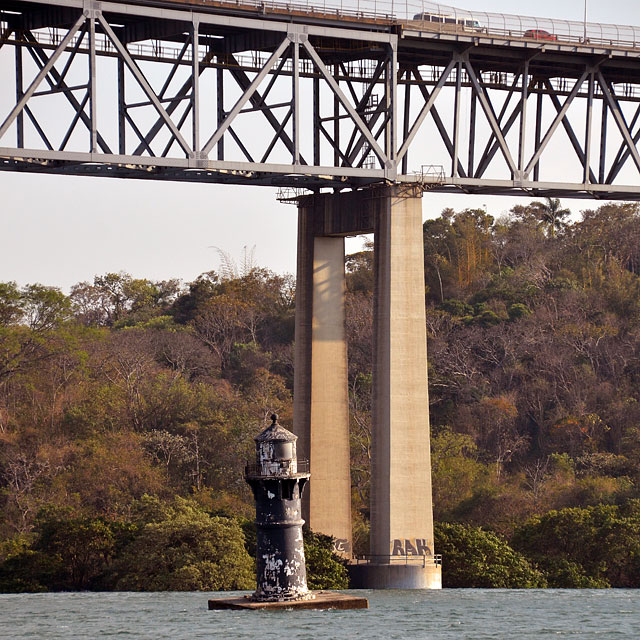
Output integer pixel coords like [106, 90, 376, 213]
[523, 28, 558, 41]
[411, 12, 485, 33]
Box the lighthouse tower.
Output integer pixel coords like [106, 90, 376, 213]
[245, 414, 314, 602]
[209, 414, 368, 610]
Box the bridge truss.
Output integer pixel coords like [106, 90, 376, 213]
[2, 0, 640, 199]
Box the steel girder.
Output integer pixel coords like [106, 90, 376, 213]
[0, 0, 398, 187]
[2, 0, 640, 199]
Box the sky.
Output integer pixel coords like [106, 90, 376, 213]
[1, 0, 640, 291]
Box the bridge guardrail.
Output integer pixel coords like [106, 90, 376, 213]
[4, 0, 639, 50]
[352, 553, 443, 567]
[154, 0, 640, 49]
[404, 1, 640, 49]
[4, 1, 640, 57]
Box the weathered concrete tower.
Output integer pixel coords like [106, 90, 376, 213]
[294, 185, 441, 589]
[209, 413, 368, 610]
[245, 414, 313, 602]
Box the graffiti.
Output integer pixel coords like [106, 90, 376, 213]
[391, 538, 433, 556]
[333, 538, 351, 554]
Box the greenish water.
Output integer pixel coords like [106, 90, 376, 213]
[2, 589, 640, 639]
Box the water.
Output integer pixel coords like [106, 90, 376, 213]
[2, 590, 640, 639]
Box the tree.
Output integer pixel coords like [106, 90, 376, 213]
[30, 509, 118, 590]
[0, 283, 22, 326]
[303, 529, 349, 589]
[186, 269, 295, 374]
[345, 242, 374, 294]
[423, 209, 495, 301]
[431, 428, 490, 518]
[70, 273, 181, 327]
[571, 202, 640, 276]
[511, 504, 640, 587]
[0, 283, 71, 383]
[0, 549, 63, 592]
[0, 509, 135, 592]
[424, 214, 453, 303]
[435, 522, 546, 588]
[107, 497, 254, 591]
[0, 439, 65, 535]
[53, 433, 166, 516]
[529, 198, 571, 239]
[475, 395, 528, 480]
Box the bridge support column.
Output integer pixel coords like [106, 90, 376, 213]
[373, 185, 439, 587]
[293, 187, 440, 587]
[293, 201, 352, 557]
[351, 185, 441, 589]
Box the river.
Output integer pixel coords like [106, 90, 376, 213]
[2, 589, 640, 639]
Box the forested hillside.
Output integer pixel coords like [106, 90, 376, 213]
[3, 199, 640, 590]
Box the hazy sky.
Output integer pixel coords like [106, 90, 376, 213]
[1, 0, 639, 291]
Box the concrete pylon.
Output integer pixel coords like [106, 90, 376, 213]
[293, 200, 352, 557]
[293, 186, 440, 587]
[364, 185, 440, 588]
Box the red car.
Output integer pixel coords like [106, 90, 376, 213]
[523, 29, 558, 41]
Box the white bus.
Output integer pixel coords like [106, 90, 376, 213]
[411, 12, 485, 33]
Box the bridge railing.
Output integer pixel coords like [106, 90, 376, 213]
[4, 1, 638, 49]
[403, 1, 640, 48]
[206, 0, 640, 49]
[352, 553, 443, 566]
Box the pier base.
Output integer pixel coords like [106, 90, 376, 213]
[208, 591, 368, 610]
[348, 563, 441, 590]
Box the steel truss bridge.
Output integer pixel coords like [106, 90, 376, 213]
[2, 0, 640, 199]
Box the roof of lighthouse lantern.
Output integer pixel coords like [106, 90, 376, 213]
[255, 414, 298, 443]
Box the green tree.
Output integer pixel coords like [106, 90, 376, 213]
[0, 282, 22, 325]
[30, 509, 121, 590]
[424, 214, 453, 303]
[0, 509, 134, 592]
[108, 497, 254, 591]
[435, 522, 546, 588]
[345, 242, 374, 294]
[0, 549, 63, 593]
[0, 283, 71, 383]
[423, 209, 495, 301]
[70, 273, 180, 327]
[303, 529, 349, 589]
[511, 504, 640, 587]
[529, 198, 571, 239]
[431, 429, 490, 518]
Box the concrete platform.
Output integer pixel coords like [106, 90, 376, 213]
[348, 563, 442, 589]
[208, 591, 368, 610]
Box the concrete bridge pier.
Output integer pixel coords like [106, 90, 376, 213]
[293, 200, 353, 558]
[293, 186, 441, 588]
[363, 185, 440, 589]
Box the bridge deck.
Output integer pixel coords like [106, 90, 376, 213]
[2, 0, 640, 198]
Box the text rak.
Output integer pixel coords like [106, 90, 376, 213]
[391, 538, 433, 556]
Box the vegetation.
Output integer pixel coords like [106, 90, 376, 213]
[3, 200, 640, 589]
[435, 522, 546, 588]
[303, 530, 349, 589]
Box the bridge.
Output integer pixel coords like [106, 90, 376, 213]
[2, 0, 640, 588]
[3, 0, 640, 197]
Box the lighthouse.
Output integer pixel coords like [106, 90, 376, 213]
[245, 414, 313, 602]
[208, 414, 368, 610]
